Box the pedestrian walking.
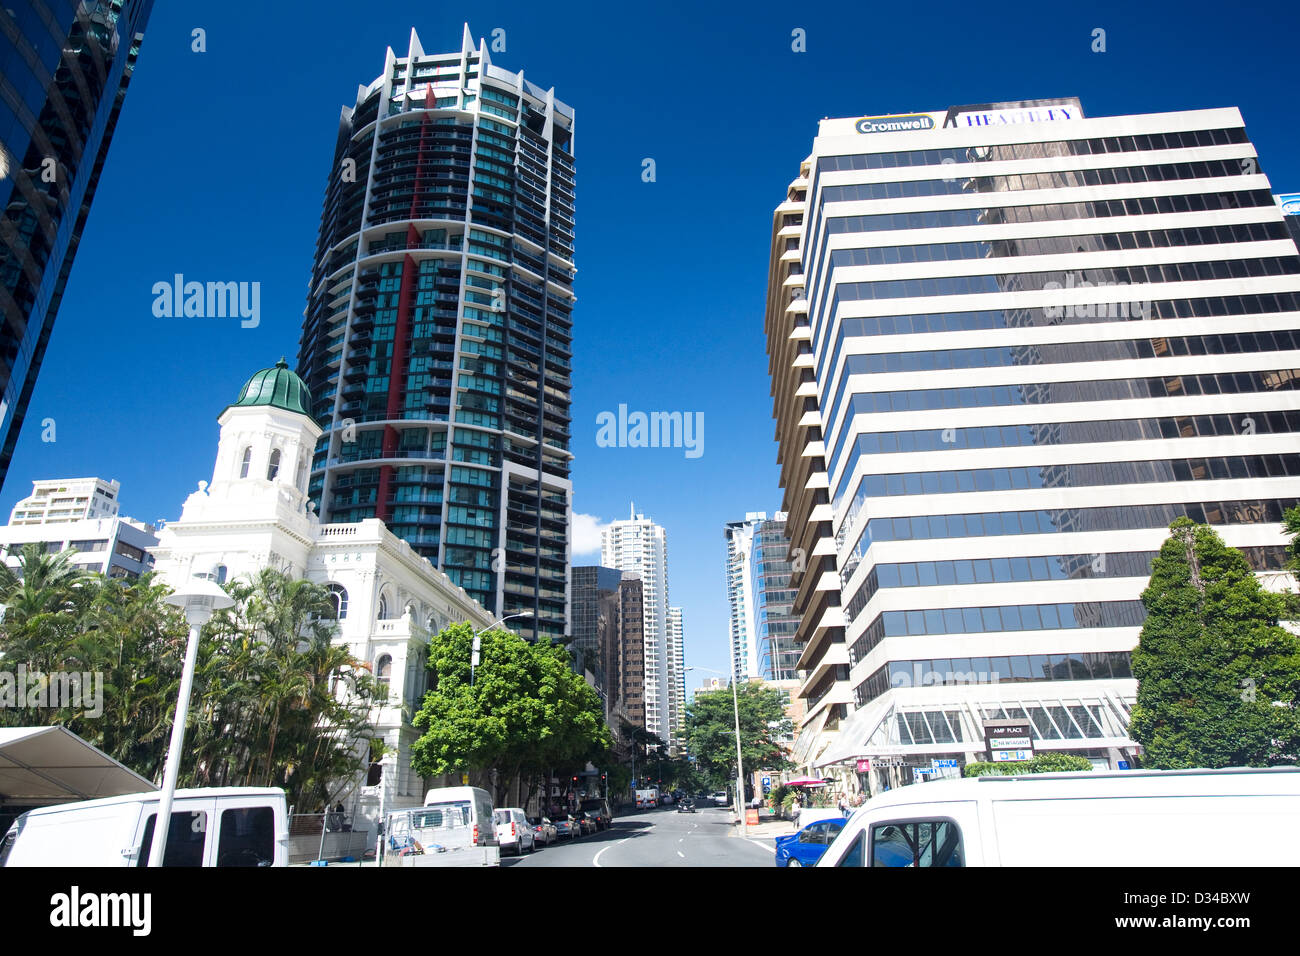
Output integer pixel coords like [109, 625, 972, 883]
[791, 794, 802, 829]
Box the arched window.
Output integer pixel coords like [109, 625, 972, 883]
[266, 449, 281, 481]
[376, 655, 392, 686]
[324, 583, 348, 620]
[377, 593, 388, 620]
[239, 447, 251, 479]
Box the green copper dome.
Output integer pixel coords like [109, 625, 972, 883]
[225, 358, 312, 417]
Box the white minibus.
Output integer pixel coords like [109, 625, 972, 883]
[818, 767, 1300, 867]
[1, 787, 288, 867]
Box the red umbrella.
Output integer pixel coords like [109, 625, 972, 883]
[784, 776, 826, 787]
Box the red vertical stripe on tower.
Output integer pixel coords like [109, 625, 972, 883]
[376, 113, 431, 523]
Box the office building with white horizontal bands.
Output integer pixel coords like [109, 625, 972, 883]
[764, 98, 1300, 792]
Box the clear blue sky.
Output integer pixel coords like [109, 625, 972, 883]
[6, 0, 1299, 684]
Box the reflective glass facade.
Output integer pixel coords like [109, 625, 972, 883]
[0, 0, 153, 490]
[297, 29, 574, 639]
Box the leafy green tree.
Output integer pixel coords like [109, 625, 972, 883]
[684, 682, 793, 794]
[1282, 506, 1300, 620]
[411, 623, 612, 805]
[0, 558, 379, 810]
[183, 568, 381, 810]
[1129, 518, 1300, 768]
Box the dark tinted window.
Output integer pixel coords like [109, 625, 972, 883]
[871, 820, 964, 867]
[137, 811, 208, 867]
[216, 807, 275, 867]
[836, 832, 866, 867]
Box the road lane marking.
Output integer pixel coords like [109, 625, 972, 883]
[747, 840, 776, 853]
[594, 834, 636, 867]
[676, 850, 685, 858]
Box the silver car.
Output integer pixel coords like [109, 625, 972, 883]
[528, 816, 557, 847]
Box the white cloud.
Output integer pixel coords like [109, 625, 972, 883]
[571, 512, 609, 556]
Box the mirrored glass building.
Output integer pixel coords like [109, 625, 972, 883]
[0, 0, 154, 490]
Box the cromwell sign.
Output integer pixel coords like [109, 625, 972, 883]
[855, 113, 936, 134]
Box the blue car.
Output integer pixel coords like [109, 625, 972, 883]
[774, 817, 847, 867]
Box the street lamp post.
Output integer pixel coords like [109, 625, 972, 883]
[685, 666, 748, 839]
[471, 611, 534, 687]
[150, 574, 234, 867]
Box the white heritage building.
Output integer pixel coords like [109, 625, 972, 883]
[150, 360, 496, 831]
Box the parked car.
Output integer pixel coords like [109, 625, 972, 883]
[551, 816, 577, 841]
[579, 798, 612, 830]
[1, 787, 287, 868]
[528, 816, 557, 847]
[574, 812, 597, 836]
[775, 817, 847, 868]
[710, 790, 730, 807]
[492, 808, 535, 856]
[817, 767, 1300, 867]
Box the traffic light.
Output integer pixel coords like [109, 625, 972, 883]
[572, 776, 579, 785]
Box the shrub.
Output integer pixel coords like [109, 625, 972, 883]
[963, 753, 1094, 777]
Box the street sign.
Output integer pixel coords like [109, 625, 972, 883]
[1118, 761, 1130, 770]
[931, 759, 960, 768]
[983, 720, 1034, 762]
[856, 759, 871, 773]
[992, 750, 1033, 762]
[913, 766, 936, 774]
[761, 776, 771, 787]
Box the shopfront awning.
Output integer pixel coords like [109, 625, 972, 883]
[814, 682, 1138, 769]
[0, 726, 155, 806]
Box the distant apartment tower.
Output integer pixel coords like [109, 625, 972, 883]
[616, 572, 646, 735]
[0, 0, 154, 491]
[725, 512, 800, 681]
[601, 511, 670, 744]
[570, 565, 622, 705]
[1, 477, 155, 578]
[296, 26, 576, 641]
[666, 605, 685, 747]
[9, 477, 121, 524]
[724, 515, 761, 679]
[765, 99, 1300, 787]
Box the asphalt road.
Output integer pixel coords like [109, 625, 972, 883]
[503, 805, 774, 868]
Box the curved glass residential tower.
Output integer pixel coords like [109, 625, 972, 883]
[0, 0, 153, 491]
[298, 26, 575, 640]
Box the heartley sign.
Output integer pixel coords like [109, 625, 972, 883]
[943, 97, 1084, 129]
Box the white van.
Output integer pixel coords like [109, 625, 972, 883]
[0, 787, 288, 867]
[376, 785, 499, 867]
[818, 767, 1300, 867]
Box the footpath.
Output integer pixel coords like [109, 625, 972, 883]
[728, 814, 796, 850]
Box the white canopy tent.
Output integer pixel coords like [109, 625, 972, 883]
[0, 726, 155, 808]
